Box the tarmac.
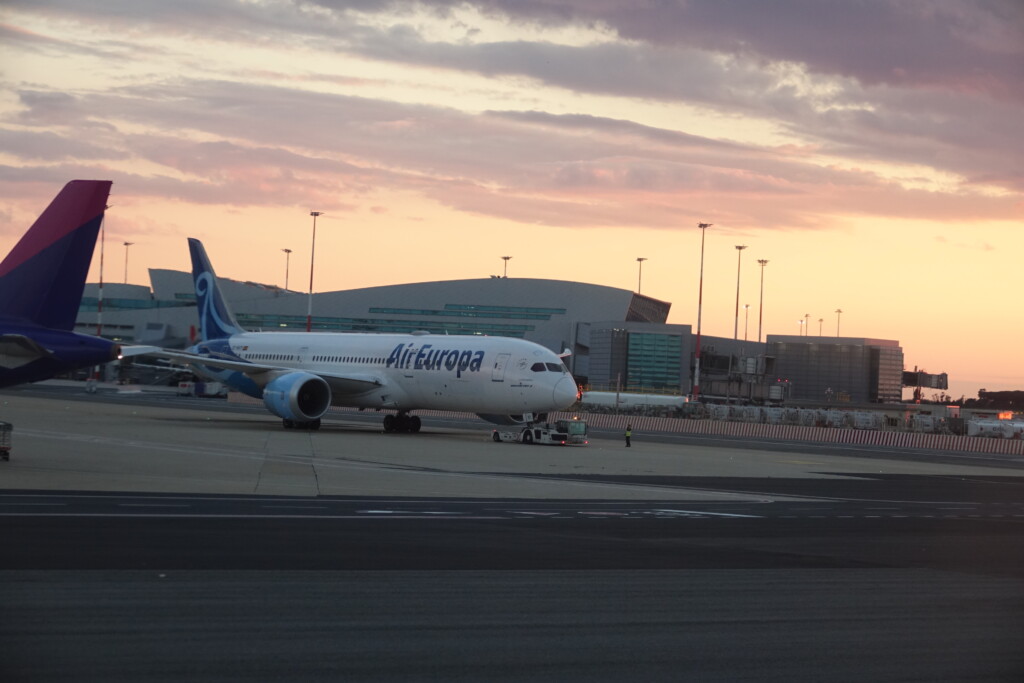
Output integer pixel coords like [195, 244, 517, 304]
[2, 383, 1022, 500]
[4, 383, 1024, 682]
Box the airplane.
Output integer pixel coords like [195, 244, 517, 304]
[0, 179, 128, 388]
[147, 238, 580, 431]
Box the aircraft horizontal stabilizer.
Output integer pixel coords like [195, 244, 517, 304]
[0, 334, 53, 369]
[0, 334, 53, 360]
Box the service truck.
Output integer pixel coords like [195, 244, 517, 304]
[492, 418, 588, 446]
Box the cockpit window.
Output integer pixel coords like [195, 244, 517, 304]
[545, 363, 564, 373]
[531, 362, 547, 372]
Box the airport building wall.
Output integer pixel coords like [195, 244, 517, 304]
[77, 270, 672, 380]
[75, 270, 904, 404]
[766, 336, 904, 403]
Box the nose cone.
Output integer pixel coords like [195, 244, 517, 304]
[553, 375, 579, 409]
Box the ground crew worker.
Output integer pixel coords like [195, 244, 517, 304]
[625, 424, 632, 447]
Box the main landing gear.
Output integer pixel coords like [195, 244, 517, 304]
[283, 418, 321, 430]
[383, 413, 421, 433]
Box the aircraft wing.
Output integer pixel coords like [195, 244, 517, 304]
[117, 345, 164, 359]
[139, 348, 382, 395]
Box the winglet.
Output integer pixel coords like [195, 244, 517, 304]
[188, 238, 244, 341]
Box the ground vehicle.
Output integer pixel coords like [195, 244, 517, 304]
[492, 419, 588, 446]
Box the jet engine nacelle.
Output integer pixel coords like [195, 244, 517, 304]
[476, 412, 548, 426]
[262, 372, 331, 422]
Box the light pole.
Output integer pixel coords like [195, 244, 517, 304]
[835, 308, 843, 336]
[733, 245, 747, 339]
[282, 248, 292, 291]
[693, 222, 712, 402]
[804, 313, 810, 337]
[306, 211, 322, 332]
[757, 259, 769, 343]
[122, 241, 134, 284]
[501, 256, 512, 278]
[636, 257, 647, 293]
[818, 317, 823, 336]
[97, 210, 107, 336]
[798, 319, 804, 335]
[743, 304, 750, 341]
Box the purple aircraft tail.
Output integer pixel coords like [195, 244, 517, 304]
[0, 180, 112, 330]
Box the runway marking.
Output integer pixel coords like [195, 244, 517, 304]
[0, 502, 67, 507]
[357, 510, 467, 516]
[117, 503, 190, 508]
[649, 508, 762, 518]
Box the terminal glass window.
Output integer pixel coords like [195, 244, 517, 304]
[626, 333, 682, 392]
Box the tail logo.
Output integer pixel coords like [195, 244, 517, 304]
[195, 271, 236, 340]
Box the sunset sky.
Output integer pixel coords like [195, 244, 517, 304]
[1, 1, 1021, 400]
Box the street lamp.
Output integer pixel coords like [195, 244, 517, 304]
[97, 210, 108, 336]
[733, 245, 747, 339]
[306, 211, 322, 332]
[818, 317, 824, 336]
[757, 259, 769, 343]
[743, 304, 750, 341]
[636, 257, 647, 293]
[282, 248, 292, 291]
[835, 308, 843, 336]
[501, 256, 512, 278]
[804, 313, 810, 337]
[694, 222, 712, 402]
[122, 241, 134, 284]
[797, 319, 804, 335]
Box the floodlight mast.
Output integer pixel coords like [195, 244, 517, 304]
[734, 245, 747, 339]
[693, 222, 712, 402]
[306, 211, 322, 332]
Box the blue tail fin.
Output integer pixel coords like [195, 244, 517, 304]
[188, 238, 245, 341]
[0, 180, 112, 330]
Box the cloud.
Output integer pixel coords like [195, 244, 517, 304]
[1, 1, 1020, 231]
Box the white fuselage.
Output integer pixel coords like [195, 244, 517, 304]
[199, 331, 579, 416]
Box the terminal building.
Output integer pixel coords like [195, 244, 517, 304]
[75, 270, 912, 405]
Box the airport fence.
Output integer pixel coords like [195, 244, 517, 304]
[225, 392, 1024, 457]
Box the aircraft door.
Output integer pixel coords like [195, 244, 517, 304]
[491, 353, 510, 382]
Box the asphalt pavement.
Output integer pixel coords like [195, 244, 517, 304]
[1, 384, 1023, 682]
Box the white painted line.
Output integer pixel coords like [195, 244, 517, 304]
[651, 509, 762, 518]
[0, 502, 68, 507]
[118, 503, 190, 508]
[0, 513, 506, 520]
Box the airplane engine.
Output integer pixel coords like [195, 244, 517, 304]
[476, 413, 548, 426]
[262, 372, 331, 422]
